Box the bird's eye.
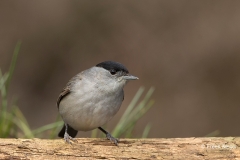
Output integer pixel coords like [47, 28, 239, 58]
[110, 69, 117, 75]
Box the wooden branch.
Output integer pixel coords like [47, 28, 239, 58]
[0, 137, 239, 159]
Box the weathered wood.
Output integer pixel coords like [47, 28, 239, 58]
[0, 137, 239, 159]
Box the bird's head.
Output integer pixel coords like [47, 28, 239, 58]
[95, 61, 138, 87]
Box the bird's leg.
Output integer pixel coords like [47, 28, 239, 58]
[64, 123, 76, 144]
[98, 127, 119, 146]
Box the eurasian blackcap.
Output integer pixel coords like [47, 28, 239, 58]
[57, 61, 138, 145]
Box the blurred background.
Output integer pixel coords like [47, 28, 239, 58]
[1, 0, 240, 138]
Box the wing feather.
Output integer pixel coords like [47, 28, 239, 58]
[57, 87, 70, 108]
[57, 72, 83, 108]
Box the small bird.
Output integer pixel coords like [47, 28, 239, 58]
[57, 61, 138, 145]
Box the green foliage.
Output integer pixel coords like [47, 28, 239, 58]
[0, 41, 22, 137]
[0, 42, 154, 138]
[0, 41, 40, 138]
[0, 42, 62, 138]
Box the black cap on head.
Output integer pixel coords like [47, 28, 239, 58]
[96, 61, 129, 74]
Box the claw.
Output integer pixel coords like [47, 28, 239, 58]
[106, 133, 119, 146]
[64, 132, 76, 144]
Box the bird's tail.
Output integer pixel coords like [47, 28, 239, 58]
[58, 124, 78, 138]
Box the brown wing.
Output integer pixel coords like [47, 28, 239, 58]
[57, 86, 70, 108]
[57, 72, 83, 108]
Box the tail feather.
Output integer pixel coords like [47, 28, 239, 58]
[58, 124, 78, 138]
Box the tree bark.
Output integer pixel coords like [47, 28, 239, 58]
[0, 137, 239, 159]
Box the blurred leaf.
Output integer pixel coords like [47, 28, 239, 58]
[121, 99, 154, 137]
[5, 41, 21, 91]
[112, 87, 155, 138]
[205, 130, 220, 137]
[112, 87, 145, 136]
[32, 121, 63, 136]
[142, 123, 151, 138]
[12, 107, 34, 138]
[49, 115, 62, 139]
[0, 71, 9, 94]
[0, 41, 21, 137]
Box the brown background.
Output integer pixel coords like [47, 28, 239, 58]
[1, 0, 240, 138]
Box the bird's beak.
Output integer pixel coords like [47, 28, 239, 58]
[123, 74, 139, 80]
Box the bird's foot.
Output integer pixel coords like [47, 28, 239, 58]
[106, 133, 119, 146]
[64, 132, 76, 144]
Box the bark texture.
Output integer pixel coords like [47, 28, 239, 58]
[0, 137, 240, 159]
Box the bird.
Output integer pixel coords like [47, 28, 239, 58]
[57, 61, 138, 145]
